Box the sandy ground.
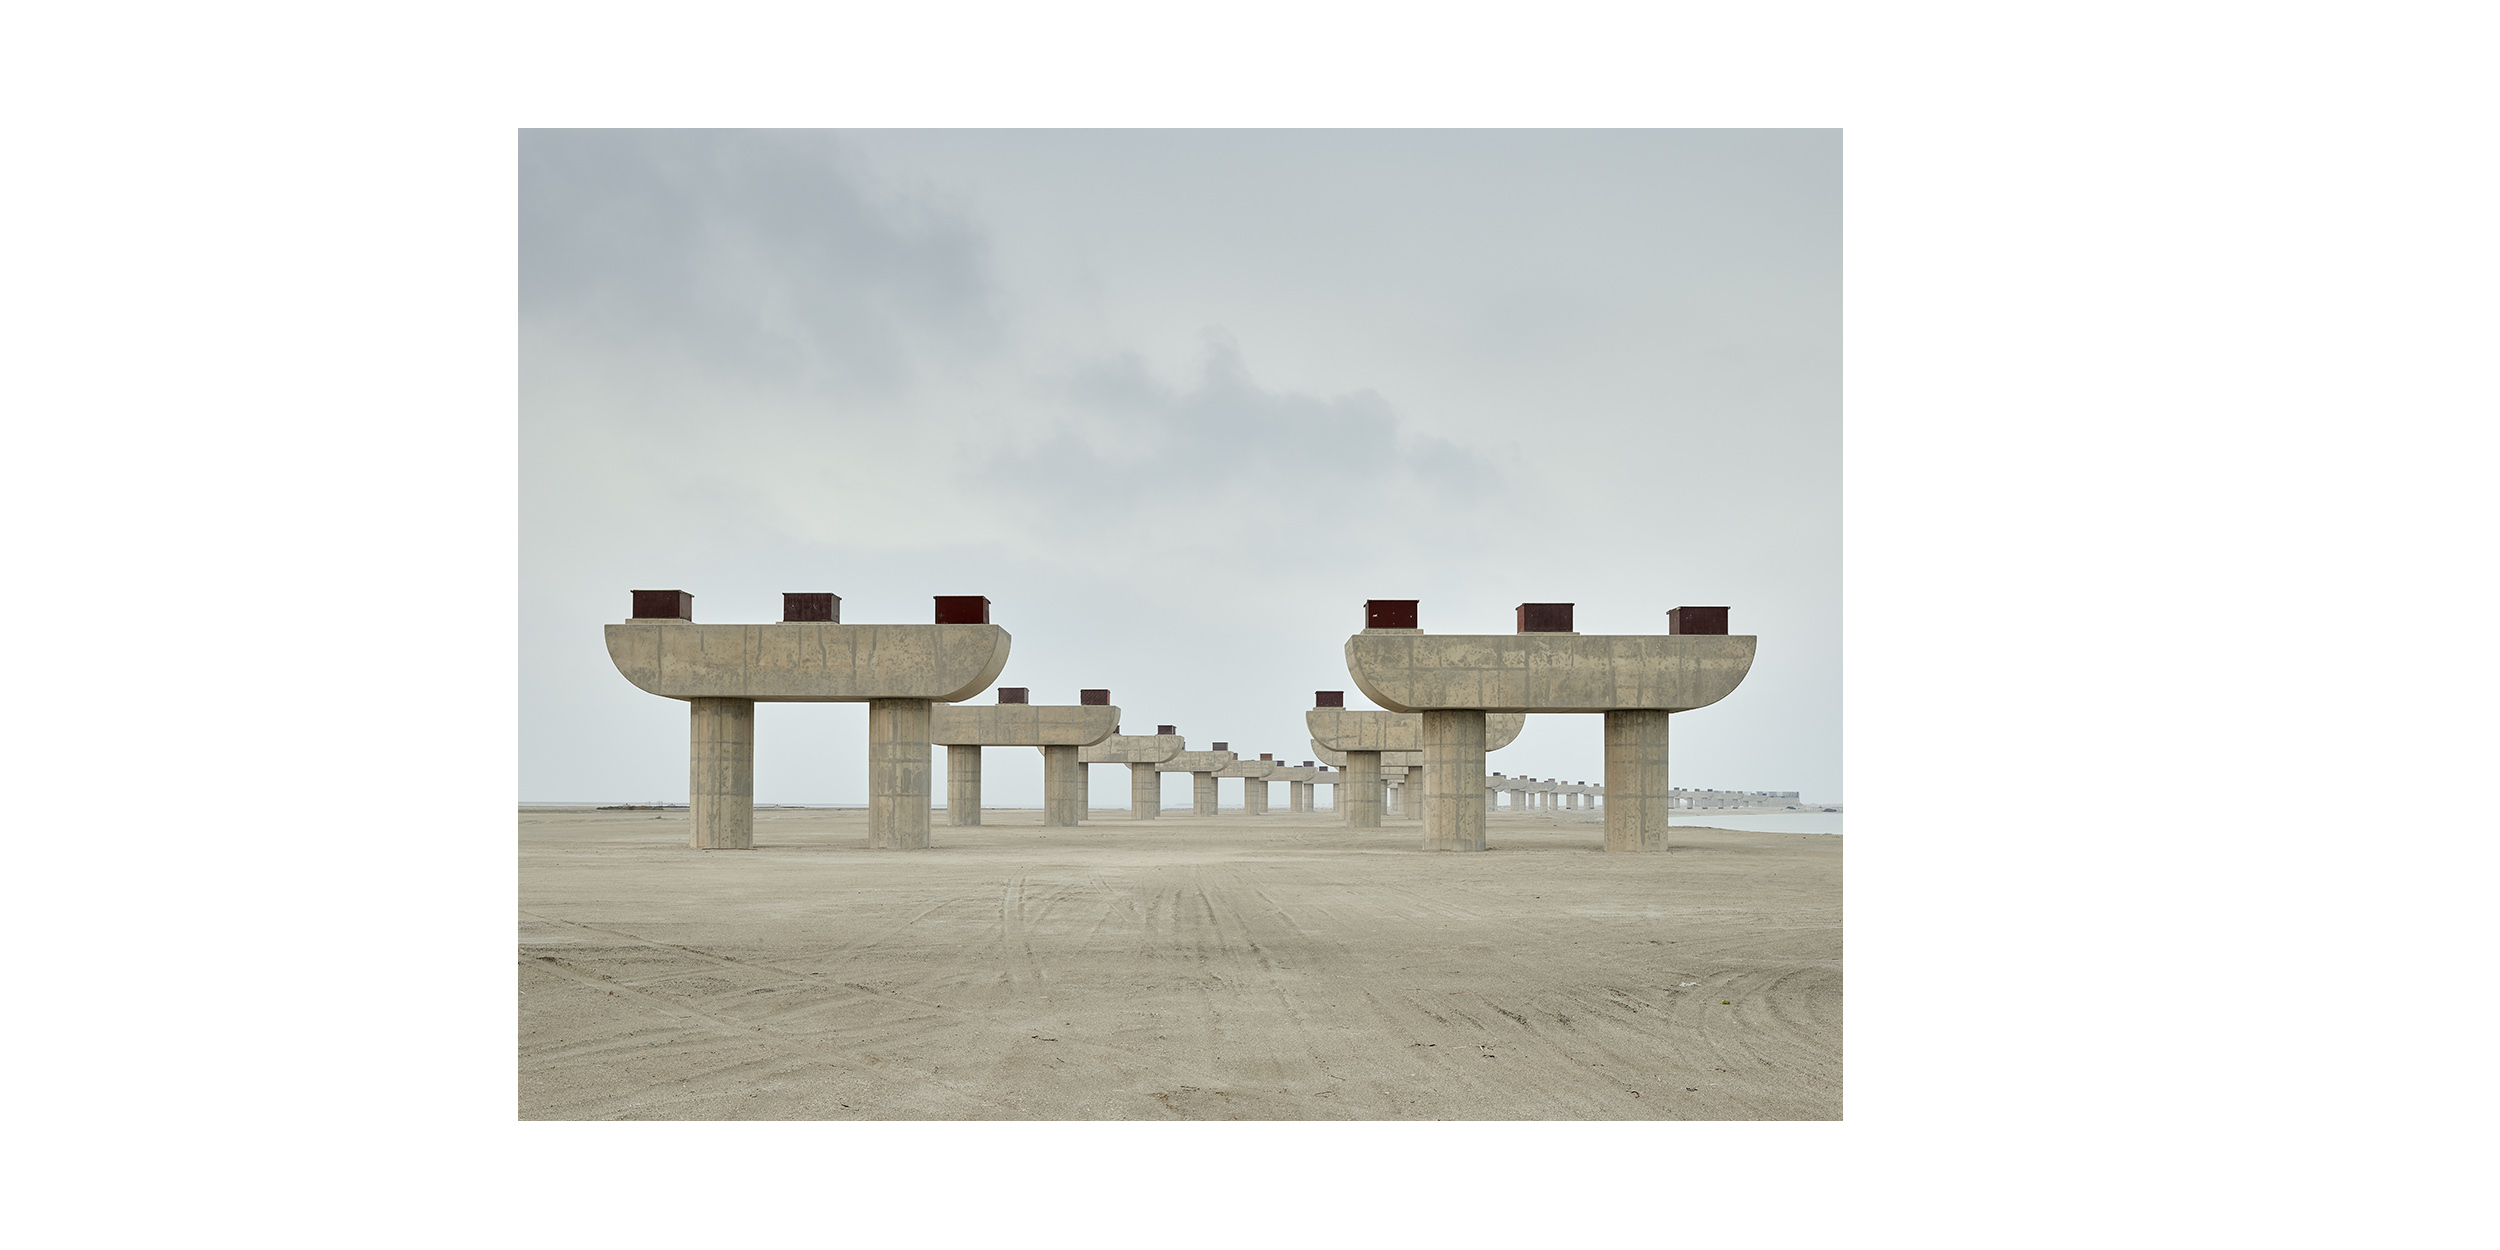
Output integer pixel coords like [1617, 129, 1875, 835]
[519, 805, 1841, 1120]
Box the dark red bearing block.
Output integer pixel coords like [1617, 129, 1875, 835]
[1314, 690, 1345, 708]
[1081, 689, 1111, 706]
[1364, 600, 1418, 629]
[996, 687, 1029, 704]
[934, 596, 991, 624]
[1516, 603, 1574, 633]
[1668, 606, 1730, 635]
[1156, 724, 1176, 735]
[783, 593, 840, 622]
[631, 590, 692, 620]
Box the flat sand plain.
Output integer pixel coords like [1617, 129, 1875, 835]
[519, 805, 1841, 1120]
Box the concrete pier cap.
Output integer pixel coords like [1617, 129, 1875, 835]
[1078, 728, 1184, 820]
[1340, 599, 1754, 853]
[609, 589, 1012, 851]
[1308, 691, 1523, 830]
[1155, 739, 1239, 817]
[1215, 752, 1279, 816]
[931, 689, 1122, 828]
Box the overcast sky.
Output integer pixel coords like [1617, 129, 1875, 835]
[521, 129, 1839, 806]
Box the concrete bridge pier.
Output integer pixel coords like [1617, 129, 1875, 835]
[1340, 598, 1753, 853]
[689, 697, 756, 850]
[931, 689, 1118, 829]
[867, 698, 935, 849]
[1040, 745, 1081, 825]
[946, 744, 983, 826]
[1079, 730, 1184, 822]
[1604, 709, 1671, 852]
[1343, 751, 1382, 827]
[1421, 710, 1486, 852]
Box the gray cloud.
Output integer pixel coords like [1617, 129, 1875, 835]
[520, 129, 999, 397]
[977, 333, 1502, 550]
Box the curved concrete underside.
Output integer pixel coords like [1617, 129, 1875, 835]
[1343, 632, 1755, 713]
[1156, 750, 1238, 773]
[1078, 734, 1184, 765]
[1311, 740, 1422, 769]
[1305, 708, 1526, 751]
[606, 621, 1011, 703]
[930, 704, 1121, 747]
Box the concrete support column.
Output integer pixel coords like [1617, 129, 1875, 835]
[1291, 780, 1309, 812]
[868, 698, 933, 849]
[1420, 711, 1486, 851]
[1128, 762, 1161, 819]
[946, 744, 983, 826]
[1246, 777, 1269, 815]
[1344, 751, 1382, 827]
[1403, 767, 1424, 820]
[1604, 708, 1671, 852]
[1040, 745, 1081, 826]
[1079, 765, 1091, 812]
[1193, 772, 1219, 816]
[688, 697, 755, 850]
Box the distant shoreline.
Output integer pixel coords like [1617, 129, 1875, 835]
[519, 801, 1844, 815]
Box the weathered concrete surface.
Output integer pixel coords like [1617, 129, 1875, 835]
[946, 744, 983, 827]
[1079, 734, 1184, 766]
[866, 698, 933, 849]
[1345, 629, 1754, 852]
[1080, 734, 1184, 821]
[1268, 766, 1320, 814]
[1385, 765, 1415, 818]
[929, 705, 1120, 749]
[930, 704, 1121, 748]
[608, 620, 1013, 852]
[1334, 746, 1383, 828]
[1311, 743, 1423, 769]
[1215, 758, 1274, 814]
[932, 705, 1121, 828]
[518, 806, 1843, 1120]
[1307, 708, 1526, 752]
[1421, 710, 1488, 852]
[1157, 750, 1238, 818]
[1040, 746, 1081, 826]
[688, 698, 754, 850]
[607, 621, 1011, 703]
[1311, 741, 1410, 830]
[1606, 710, 1671, 852]
[1343, 632, 1754, 715]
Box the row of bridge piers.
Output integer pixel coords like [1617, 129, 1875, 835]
[606, 594, 1754, 853]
